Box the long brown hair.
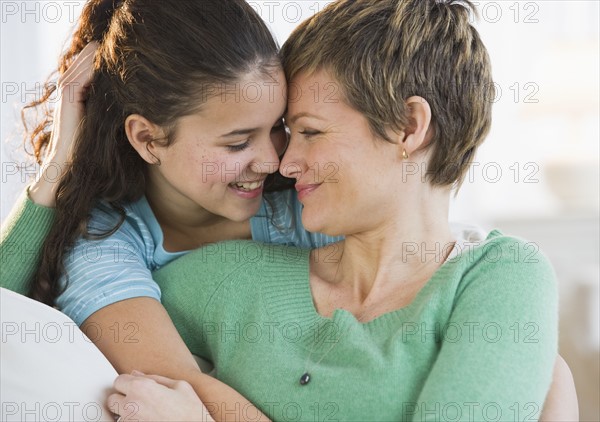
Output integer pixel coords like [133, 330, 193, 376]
[27, 0, 284, 306]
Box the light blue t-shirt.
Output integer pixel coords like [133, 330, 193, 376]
[56, 190, 342, 325]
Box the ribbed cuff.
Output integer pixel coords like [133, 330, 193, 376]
[0, 189, 56, 295]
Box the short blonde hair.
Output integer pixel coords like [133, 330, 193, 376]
[281, 0, 495, 187]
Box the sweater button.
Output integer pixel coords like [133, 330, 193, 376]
[299, 372, 311, 385]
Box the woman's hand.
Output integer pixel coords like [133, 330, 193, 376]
[28, 42, 97, 206]
[108, 371, 214, 422]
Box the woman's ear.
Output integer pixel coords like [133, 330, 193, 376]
[396, 96, 432, 159]
[125, 114, 165, 165]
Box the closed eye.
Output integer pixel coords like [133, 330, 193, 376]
[299, 130, 322, 139]
[227, 140, 250, 152]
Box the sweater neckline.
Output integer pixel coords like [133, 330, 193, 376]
[260, 242, 462, 351]
[304, 254, 455, 327]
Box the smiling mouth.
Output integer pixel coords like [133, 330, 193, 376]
[295, 183, 322, 200]
[230, 181, 264, 191]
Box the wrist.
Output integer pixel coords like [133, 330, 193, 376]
[28, 180, 57, 208]
[28, 160, 68, 207]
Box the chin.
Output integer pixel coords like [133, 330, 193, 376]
[227, 210, 255, 223]
[229, 204, 261, 223]
[301, 214, 341, 237]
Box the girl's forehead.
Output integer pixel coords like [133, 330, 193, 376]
[177, 77, 287, 134]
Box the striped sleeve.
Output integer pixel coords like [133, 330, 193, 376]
[55, 206, 160, 326]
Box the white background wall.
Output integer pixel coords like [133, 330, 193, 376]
[1, 1, 598, 419]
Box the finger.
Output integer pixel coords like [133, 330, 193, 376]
[106, 392, 126, 417]
[59, 49, 98, 102]
[60, 42, 98, 84]
[80, 41, 100, 55]
[67, 41, 99, 71]
[107, 393, 141, 422]
[112, 373, 142, 394]
[61, 50, 96, 85]
[68, 65, 96, 91]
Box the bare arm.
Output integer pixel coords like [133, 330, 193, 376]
[82, 297, 270, 422]
[540, 354, 579, 422]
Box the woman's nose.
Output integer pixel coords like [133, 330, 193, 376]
[279, 134, 304, 179]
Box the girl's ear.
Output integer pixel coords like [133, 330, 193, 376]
[124, 114, 165, 165]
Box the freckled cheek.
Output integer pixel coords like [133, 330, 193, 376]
[174, 147, 225, 185]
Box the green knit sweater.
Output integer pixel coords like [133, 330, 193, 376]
[0, 191, 55, 295]
[1, 194, 558, 421]
[154, 237, 557, 422]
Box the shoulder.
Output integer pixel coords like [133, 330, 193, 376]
[450, 230, 557, 308]
[459, 230, 554, 273]
[68, 199, 158, 262]
[55, 199, 163, 325]
[155, 240, 308, 280]
[86, 200, 151, 241]
[155, 240, 310, 295]
[156, 240, 310, 332]
[155, 240, 306, 314]
[448, 221, 488, 242]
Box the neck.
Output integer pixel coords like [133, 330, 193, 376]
[145, 172, 250, 251]
[146, 183, 225, 231]
[315, 187, 455, 307]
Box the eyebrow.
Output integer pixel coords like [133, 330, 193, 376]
[287, 112, 326, 124]
[220, 115, 286, 138]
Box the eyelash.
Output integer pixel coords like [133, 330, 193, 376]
[227, 140, 250, 152]
[299, 130, 321, 139]
[227, 122, 286, 152]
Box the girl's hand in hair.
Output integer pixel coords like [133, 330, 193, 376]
[29, 42, 98, 207]
[108, 371, 215, 422]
